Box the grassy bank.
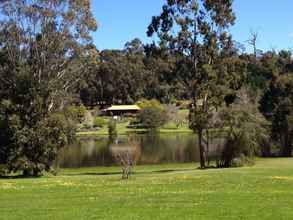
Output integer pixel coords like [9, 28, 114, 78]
[1, 158, 293, 219]
[77, 121, 193, 136]
[77, 125, 193, 136]
[77, 109, 192, 136]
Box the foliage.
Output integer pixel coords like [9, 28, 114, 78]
[247, 50, 293, 92]
[147, 0, 243, 168]
[261, 73, 293, 156]
[0, 0, 97, 176]
[128, 118, 145, 129]
[65, 105, 87, 124]
[135, 99, 167, 129]
[80, 41, 146, 106]
[108, 119, 118, 142]
[81, 110, 95, 130]
[217, 88, 269, 167]
[110, 135, 141, 179]
[0, 108, 76, 176]
[138, 107, 166, 130]
[164, 104, 184, 128]
[94, 117, 106, 128]
[136, 99, 164, 111]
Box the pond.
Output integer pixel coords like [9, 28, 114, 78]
[57, 133, 223, 168]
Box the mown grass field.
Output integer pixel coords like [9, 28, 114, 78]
[1, 158, 293, 220]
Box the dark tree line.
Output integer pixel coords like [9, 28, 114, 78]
[79, 39, 183, 106]
[79, 40, 247, 107]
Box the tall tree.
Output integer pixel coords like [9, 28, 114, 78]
[147, 0, 237, 168]
[144, 43, 178, 102]
[247, 30, 259, 59]
[261, 73, 293, 157]
[0, 0, 97, 176]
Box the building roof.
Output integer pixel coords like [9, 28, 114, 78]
[105, 105, 141, 111]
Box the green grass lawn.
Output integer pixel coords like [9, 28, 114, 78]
[1, 158, 293, 220]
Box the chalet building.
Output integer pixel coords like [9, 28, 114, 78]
[104, 105, 141, 116]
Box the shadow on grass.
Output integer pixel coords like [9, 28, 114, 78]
[0, 175, 41, 179]
[0, 166, 199, 179]
[65, 171, 122, 176]
[63, 168, 196, 177]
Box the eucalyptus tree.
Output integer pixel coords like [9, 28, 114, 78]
[98, 48, 146, 104]
[144, 43, 178, 102]
[124, 38, 145, 55]
[80, 38, 148, 106]
[147, 0, 239, 168]
[0, 0, 97, 176]
[247, 30, 259, 60]
[261, 73, 293, 157]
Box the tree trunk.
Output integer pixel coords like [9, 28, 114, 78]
[281, 133, 292, 157]
[198, 129, 206, 169]
[206, 129, 210, 166]
[261, 144, 271, 157]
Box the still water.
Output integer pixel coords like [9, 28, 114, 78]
[57, 133, 222, 168]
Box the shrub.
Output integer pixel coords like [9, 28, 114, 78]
[94, 117, 105, 128]
[0, 111, 76, 176]
[0, 164, 7, 176]
[82, 110, 94, 130]
[136, 99, 164, 112]
[136, 99, 167, 130]
[65, 105, 87, 123]
[108, 119, 117, 142]
[127, 118, 144, 129]
[216, 88, 269, 168]
[110, 135, 140, 179]
[82, 122, 92, 130]
[217, 134, 254, 168]
[138, 106, 167, 129]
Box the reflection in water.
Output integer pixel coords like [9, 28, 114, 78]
[57, 133, 222, 168]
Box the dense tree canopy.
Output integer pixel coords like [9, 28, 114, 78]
[147, 0, 240, 168]
[0, 0, 97, 176]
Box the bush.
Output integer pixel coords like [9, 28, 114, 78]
[65, 105, 87, 123]
[217, 134, 254, 168]
[136, 99, 167, 130]
[94, 117, 105, 128]
[127, 118, 144, 129]
[81, 110, 94, 130]
[136, 99, 165, 112]
[138, 106, 167, 129]
[108, 119, 117, 142]
[0, 111, 76, 176]
[110, 135, 140, 179]
[216, 88, 269, 168]
[0, 164, 7, 176]
[231, 154, 254, 167]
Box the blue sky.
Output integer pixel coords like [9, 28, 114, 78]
[91, 0, 293, 52]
